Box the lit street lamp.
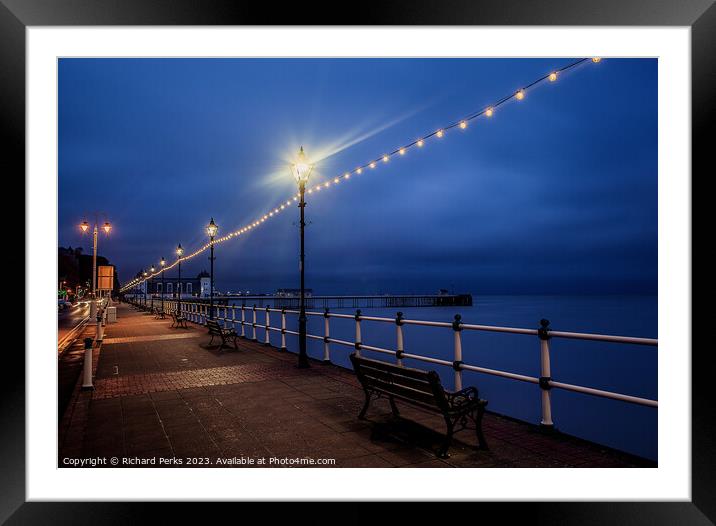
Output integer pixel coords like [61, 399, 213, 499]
[149, 266, 156, 310]
[79, 216, 111, 317]
[160, 257, 166, 313]
[290, 146, 313, 368]
[206, 218, 218, 320]
[142, 270, 148, 307]
[176, 244, 184, 315]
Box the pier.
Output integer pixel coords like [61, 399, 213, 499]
[203, 293, 473, 309]
[59, 303, 653, 468]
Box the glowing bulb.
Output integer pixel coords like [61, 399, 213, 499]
[356, 168, 362, 174]
[459, 121, 467, 129]
[515, 90, 525, 100]
[293, 196, 298, 201]
[399, 148, 406, 155]
[345, 173, 351, 179]
[592, 57, 601, 63]
[324, 182, 330, 188]
[485, 108, 493, 117]
[334, 177, 339, 184]
[79, 220, 89, 233]
[436, 129, 444, 138]
[549, 72, 557, 82]
[417, 139, 424, 147]
[382, 155, 389, 162]
[369, 162, 376, 169]
[315, 185, 321, 191]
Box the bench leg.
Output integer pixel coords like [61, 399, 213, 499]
[389, 396, 400, 418]
[475, 406, 489, 450]
[358, 391, 372, 420]
[437, 418, 454, 459]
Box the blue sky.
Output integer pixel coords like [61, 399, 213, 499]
[58, 58, 657, 295]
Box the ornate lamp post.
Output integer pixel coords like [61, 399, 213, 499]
[142, 270, 148, 307]
[149, 266, 156, 310]
[206, 218, 218, 320]
[79, 217, 111, 317]
[290, 146, 313, 368]
[176, 244, 184, 315]
[160, 257, 166, 313]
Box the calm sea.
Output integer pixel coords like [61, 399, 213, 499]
[228, 294, 657, 460]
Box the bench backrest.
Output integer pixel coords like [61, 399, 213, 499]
[349, 353, 449, 412]
[206, 319, 222, 333]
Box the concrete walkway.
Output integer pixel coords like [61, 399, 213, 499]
[58, 303, 654, 468]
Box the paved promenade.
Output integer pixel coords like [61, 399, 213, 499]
[59, 303, 653, 468]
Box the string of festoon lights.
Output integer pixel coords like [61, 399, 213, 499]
[121, 57, 601, 292]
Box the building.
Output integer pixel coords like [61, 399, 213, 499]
[275, 288, 313, 297]
[58, 246, 120, 297]
[133, 270, 210, 298]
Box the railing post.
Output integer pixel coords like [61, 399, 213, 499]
[323, 308, 331, 364]
[81, 337, 94, 390]
[354, 309, 362, 357]
[241, 305, 246, 338]
[252, 305, 257, 341]
[231, 306, 236, 331]
[264, 306, 271, 346]
[538, 318, 554, 429]
[452, 314, 463, 391]
[280, 308, 287, 351]
[395, 311, 404, 366]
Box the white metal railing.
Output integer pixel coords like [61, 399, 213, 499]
[128, 297, 658, 426]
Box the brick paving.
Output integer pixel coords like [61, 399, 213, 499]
[58, 303, 655, 468]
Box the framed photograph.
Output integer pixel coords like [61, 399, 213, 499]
[5, 0, 711, 520]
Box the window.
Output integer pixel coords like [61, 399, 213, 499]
[156, 283, 162, 293]
[167, 283, 173, 294]
[186, 283, 192, 294]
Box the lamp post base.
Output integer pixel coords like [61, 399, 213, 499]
[297, 315, 310, 369]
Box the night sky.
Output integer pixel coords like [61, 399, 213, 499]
[58, 58, 657, 295]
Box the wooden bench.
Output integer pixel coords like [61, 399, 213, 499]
[350, 353, 488, 458]
[153, 307, 165, 319]
[205, 319, 238, 350]
[170, 310, 188, 329]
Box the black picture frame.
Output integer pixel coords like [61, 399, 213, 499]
[3, 0, 711, 521]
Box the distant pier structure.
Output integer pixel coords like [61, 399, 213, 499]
[211, 293, 473, 309]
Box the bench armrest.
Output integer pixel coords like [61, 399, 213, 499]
[446, 386, 480, 409]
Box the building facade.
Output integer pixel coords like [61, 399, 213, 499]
[133, 271, 210, 298]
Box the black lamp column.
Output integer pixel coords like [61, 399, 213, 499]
[176, 244, 183, 316]
[297, 180, 309, 368]
[160, 257, 166, 313]
[207, 218, 218, 320]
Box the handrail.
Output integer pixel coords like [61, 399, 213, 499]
[126, 297, 659, 422]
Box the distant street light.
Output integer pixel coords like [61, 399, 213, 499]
[206, 218, 218, 320]
[142, 270, 148, 306]
[149, 266, 156, 310]
[160, 257, 166, 313]
[290, 146, 313, 369]
[176, 244, 184, 315]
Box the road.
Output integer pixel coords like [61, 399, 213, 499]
[58, 302, 91, 344]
